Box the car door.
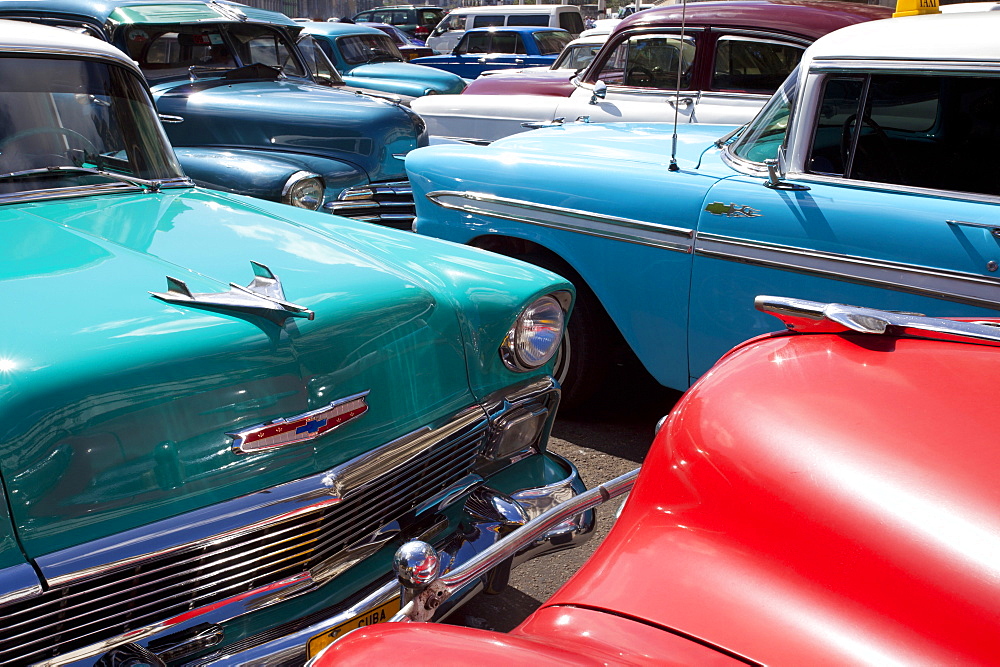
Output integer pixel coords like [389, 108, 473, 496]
[559, 31, 697, 124]
[687, 69, 1000, 383]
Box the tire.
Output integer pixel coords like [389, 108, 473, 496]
[516, 254, 614, 412]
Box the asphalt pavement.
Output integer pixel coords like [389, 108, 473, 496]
[451, 366, 681, 632]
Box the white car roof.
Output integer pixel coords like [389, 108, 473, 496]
[0, 19, 140, 71]
[448, 4, 577, 13]
[803, 11, 1000, 65]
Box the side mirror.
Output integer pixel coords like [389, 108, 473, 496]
[764, 147, 809, 191]
[589, 80, 607, 105]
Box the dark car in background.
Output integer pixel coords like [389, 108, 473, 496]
[353, 4, 444, 41]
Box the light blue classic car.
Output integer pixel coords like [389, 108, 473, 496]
[405, 10, 1000, 407]
[300, 22, 465, 97]
[0, 0, 429, 228]
[0, 18, 588, 666]
[412, 27, 573, 79]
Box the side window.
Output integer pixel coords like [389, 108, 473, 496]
[559, 12, 585, 35]
[507, 15, 548, 27]
[489, 32, 524, 54]
[354, 11, 372, 23]
[472, 15, 505, 28]
[296, 35, 344, 86]
[433, 13, 465, 35]
[712, 37, 804, 94]
[807, 77, 864, 176]
[459, 32, 491, 54]
[809, 73, 1000, 195]
[593, 34, 695, 89]
[534, 31, 571, 56]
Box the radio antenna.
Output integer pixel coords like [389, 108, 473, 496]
[668, 0, 689, 172]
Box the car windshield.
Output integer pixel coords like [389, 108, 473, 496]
[534, 31, 572, 56]
[553, 42, 602, 70]
[729, 66, 800, 163]
[123, 23, 306, 81]
[0, 56, 184, 196]
[339, 34, 404, 64]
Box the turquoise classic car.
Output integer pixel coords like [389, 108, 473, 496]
[0, 0, 429, 228]
[301, 22, 465, 97]
[0, 19, 587, 666]
[405, 9, 1000, 407]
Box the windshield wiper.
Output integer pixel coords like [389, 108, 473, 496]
[0, 166, 164, 192]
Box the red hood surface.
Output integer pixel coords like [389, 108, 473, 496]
[542, 330, 1000, 665]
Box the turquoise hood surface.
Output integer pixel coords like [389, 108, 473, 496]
[343, 62, 466, 95]
[0, 188, 557, 559]
[151, 78, 424, 182]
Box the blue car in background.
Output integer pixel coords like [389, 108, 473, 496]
[413, 27, 572, 79]
[302, 22, 465, 96]
[404, 9, 1000, 407]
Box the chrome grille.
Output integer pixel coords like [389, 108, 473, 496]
[0, 425, 486, 665]
[325, 180, 415, 230]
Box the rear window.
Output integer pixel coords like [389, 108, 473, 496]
[507, 15, 548, 27]
[559, 12, 584, 34]
[419, 9, 444, 26]
[472, 15, 505, 27]
[533, 31, 572, 55]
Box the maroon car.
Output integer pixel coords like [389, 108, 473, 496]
[460, 0, 887, 97]
[312, 296, 1000, 664]
[368, 22, 434, 60]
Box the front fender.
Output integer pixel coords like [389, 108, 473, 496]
[343, 75, 442, 98]
[174, 147, 368, 205]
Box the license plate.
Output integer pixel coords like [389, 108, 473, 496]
[306, 596, 402, 658]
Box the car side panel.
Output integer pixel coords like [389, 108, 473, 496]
[688, 174, 1000, 381]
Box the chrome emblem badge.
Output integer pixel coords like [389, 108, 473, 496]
[228, 391, 370, 454]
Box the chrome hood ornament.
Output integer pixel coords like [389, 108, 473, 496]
[150, 261, 314, 324]
[228, 391, 370, 454]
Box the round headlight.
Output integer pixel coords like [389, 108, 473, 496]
[502, 295, 565, 371]
[282, 172, 324, 211]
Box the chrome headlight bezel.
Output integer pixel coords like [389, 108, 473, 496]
[281, 171, 325, 211]
[501, 293, 568, 372]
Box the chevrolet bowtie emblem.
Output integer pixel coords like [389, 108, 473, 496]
[228, 391, 370, 454]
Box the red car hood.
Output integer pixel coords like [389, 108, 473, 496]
[542, 330, 1000, 665]
[462, 68, 575, 96]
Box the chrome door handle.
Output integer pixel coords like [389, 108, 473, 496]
[667, 97, 693, 108]
[477, 58, 486, 64]
[515, 59, 524, 64]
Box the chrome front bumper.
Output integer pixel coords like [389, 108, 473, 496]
[184, 454, 591, 666]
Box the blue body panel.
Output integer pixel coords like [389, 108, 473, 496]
[412, 27, 568, 79]
[407, 121, 1000, 390]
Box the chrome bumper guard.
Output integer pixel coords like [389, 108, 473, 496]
[183, 456, 597, 666]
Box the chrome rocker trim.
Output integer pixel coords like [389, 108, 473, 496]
[426, 190, 695, 253]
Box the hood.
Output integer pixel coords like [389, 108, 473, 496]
[0, 189, 473, 559]
[465, 68, 574, 96]
[545, 331, 1000, 664]
[345, 62, 465, 94]
[150, 78, 423, 180]
[407, 122, 736, 235]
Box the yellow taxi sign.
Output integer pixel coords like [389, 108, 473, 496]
[893, 0, 940, 18]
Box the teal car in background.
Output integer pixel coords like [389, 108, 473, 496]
[0, 0, 429, 228]
[301, 22, 466, 97]
[0, 19, 588, 666]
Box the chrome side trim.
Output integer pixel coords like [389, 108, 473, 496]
[425, 190, 694, 253]
[0, 563, 42, 608]
[37, 407, 488, 587]
[810, 59, 1000, 72]
[695, 233, 1000, 310]
[756, 295, 1000, 346]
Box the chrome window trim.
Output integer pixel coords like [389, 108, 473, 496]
[695, 232, 1000, 310]
[809, 59, 1000, 73]
[425, 190, 694, 253]
[0, 179, 194, 206]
